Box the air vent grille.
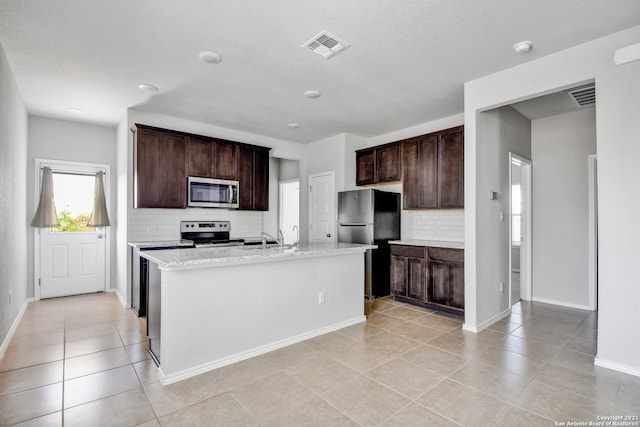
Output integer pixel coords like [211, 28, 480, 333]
[303, 31, 350, 59]
[567, 84, 596, 107]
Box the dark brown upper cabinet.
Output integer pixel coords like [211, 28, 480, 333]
[188, 136, 213, 178]
[188, 137, 238, 180]
[212, 139, 239, 180]
[133, 123, 268, 210]
[356, 148, 376, 185]
[402, 126, 464, 209]
[356, 142, 401, 186]
[238, 145, 270, 211]
[133, 124, 188, 209]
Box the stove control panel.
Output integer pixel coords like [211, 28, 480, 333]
[180, 221, 231, 232]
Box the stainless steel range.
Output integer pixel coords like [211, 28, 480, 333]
[180, 220, 244, 247]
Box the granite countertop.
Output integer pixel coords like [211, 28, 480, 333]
[128, 240, 194, 249]
[389, 239, 464, 249]
[140, 242, 377, 271]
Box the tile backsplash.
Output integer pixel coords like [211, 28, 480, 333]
[407, 209, 464, 242]
[128, 208, 263, 242]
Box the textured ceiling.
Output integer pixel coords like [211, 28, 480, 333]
[0, 0, 638, 143]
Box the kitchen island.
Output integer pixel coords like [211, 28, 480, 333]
[140, 242, 375, 384]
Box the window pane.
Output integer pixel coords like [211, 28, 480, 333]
[52, 173, 96, 233]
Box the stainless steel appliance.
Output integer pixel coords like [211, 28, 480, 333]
[187, 176, 239, 208]
[338, 189, 401, 299]
[131, 240, 193, 317]
[180, 220, 244, 247]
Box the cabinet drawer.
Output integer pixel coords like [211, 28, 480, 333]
[391, 244, 426, 258]
[427, 247, 464, 263]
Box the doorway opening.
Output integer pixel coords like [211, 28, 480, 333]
[588, 154, 598, 310]
[279, 179, 300, 245]
[34, 159, 110, 300]
[509, 153, 532, 306]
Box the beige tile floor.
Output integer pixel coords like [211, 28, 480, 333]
[1, 293, 639, 426]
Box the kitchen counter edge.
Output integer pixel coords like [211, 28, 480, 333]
[389, 239, 464, 249]
[140, 242, 377, 271]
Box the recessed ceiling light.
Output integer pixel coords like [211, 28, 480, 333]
[67, 107, 84, 114]
[138, 83, 159, 93]
[304, 90, 321, 99]
[198, 51, 222, 64]
[288, 123, 300, 129]
[513, 41, 532, 54]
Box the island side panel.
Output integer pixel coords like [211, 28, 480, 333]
[159, 251, 365, 382]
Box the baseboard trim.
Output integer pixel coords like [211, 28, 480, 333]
[531, 296, 592, 311]
[158, 315, 366, 385]
[0, 297, 34, 360]
[594, 356, 640, 378]
[108, 288, 128, 309]
[463, 307, 511, 333]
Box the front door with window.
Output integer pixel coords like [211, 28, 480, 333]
[37, 161, 108, 299]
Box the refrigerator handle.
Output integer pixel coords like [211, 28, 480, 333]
[338, 223, 368, 227]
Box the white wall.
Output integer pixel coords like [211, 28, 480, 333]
[531, 108, 596, 308]
[472, 106, 532, 328]
[464, 26, 640, 376]
[0, 42, 28, 348]
[27, 116, 118, 296]
[278, 158, 299, 181]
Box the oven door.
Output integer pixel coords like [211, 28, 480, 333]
[188, 177, 239, 208]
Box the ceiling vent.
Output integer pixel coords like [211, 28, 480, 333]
[303, 31, 350, 59]
[567, 84, 596, 107]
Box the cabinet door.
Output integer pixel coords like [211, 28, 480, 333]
[188, 136, 213, 178]
[356, 149, 376, 186]
[428, 260, 449, 306]
[449, 262, 465, 309]
[402, 140, 420, 209]
[135, 128, 163, 208]
[438, 128, 464, 208]
[253, 147, 270, 211]
[162, 133, 188, 208]
[376, 143, 401, 183]
[407, 257, 426, 301]
[402, 136, 438, 209]
[213, 140, 238, 180]
[238, 145, 254, 210]
[420, 135, 439, 208]
[390, 255, 407, 296]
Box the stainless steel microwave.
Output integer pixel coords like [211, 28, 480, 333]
[187, 177, 239, 208]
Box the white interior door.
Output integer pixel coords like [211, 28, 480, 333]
[36, 160, 109, 299]
[309, 171, 336, 243]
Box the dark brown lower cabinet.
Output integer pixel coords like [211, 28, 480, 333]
[390, 244, 464, 316]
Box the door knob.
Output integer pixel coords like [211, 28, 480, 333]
[326, 233, 331, 238]
[97, 234, 104, 239]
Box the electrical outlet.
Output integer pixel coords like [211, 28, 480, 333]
[8, 291, 12, 304]
[318, 291, 325, 304]
[499, 282, 504, 293]
[146, 226, 157, 233]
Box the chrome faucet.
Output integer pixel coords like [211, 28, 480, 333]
[292, 225, 299, 248]
[260, 231, 284, 247]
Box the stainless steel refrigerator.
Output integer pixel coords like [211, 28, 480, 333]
[338, 189, 401, 299]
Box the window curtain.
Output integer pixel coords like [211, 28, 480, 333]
[88, 171, 110, 227]
[30, 166, 60, 228]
